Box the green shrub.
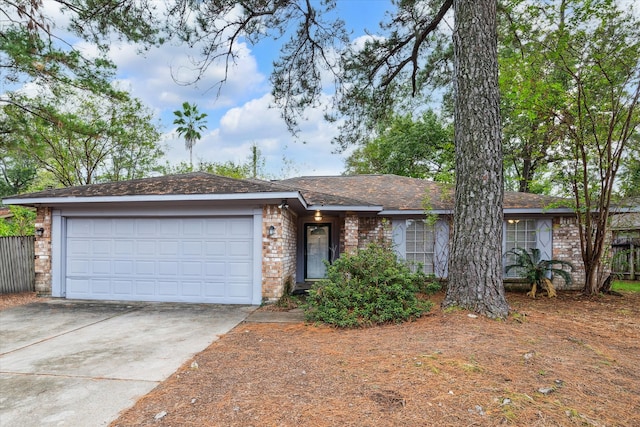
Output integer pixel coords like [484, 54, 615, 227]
[505, 247, 574, 286]
[0, 206, 35, 236]
[304, 242, 440, 328]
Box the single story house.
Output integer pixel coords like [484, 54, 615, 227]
[2, 172, 583, 304]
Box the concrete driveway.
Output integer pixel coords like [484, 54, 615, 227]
[0, 299, 254, 426]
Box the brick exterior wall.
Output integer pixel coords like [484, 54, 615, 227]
[34, 206, 52, 295]
[340, 215, 393, 254]
[339, 214, 585, 291]
[552, 216, 584, 289]
[357, 216, 392, 248]
[261, 205, 297, 301]
[342, 213, 359, 254]
[28, 202, 587, 300]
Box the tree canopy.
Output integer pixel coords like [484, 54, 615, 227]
[3, 91, 164, 187]
[345, 111, 454, 182]
[0, 154, 37, 198]
[1, 0, 166, 190]
[173, 102, 208, 168]
[0, 0, 159, 130]
[493, 0, 640, 294]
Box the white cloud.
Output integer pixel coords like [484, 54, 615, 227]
[219, 95, 283, 136]
[164, 93, 348, 177]
[351, 34, 385, 51]
[108, 39, 266, 113]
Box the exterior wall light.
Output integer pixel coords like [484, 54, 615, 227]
[268, 225, 276, 237]
[35, 227, 45, 237]
[314, 210, 323, 221]
[507, 219, 520, 224]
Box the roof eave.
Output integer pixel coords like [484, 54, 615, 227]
[612, 206, 640, 213]
[380, 208, 575, 216]
[504, 207, 574, 214]
[309, 205, 383, 212]
[380, 209, 452, 215]
[2, 191, 307, 208]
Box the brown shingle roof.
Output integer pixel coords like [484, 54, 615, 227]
[279, 175, 448, 210]
[278, 175, 569, 211]
[5, 172, 570, 212]
[6, 172, 294, 199]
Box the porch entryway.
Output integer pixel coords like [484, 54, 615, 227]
[304, 223, 331, 280]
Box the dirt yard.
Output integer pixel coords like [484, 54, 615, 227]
[0, 291, 38, 310]
[104, 291, 638, 426]
[2, 290, 637, 426]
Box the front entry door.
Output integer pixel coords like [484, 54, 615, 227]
[305, 224, 331, 280]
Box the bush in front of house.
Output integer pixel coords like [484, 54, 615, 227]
[304, 242, 440, 328]
[0, 206, 35, 237]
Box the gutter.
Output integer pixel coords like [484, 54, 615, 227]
[2, 191, 308, 209]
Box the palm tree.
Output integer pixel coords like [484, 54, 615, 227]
[173, 102, 208, 168]
[505, 247, 574, 298]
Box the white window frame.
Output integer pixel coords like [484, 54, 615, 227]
[405, 219, 436, 274]
[504, 218, 538, 278]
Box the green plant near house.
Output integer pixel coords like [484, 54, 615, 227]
[505, 247, 574, 298]
[304, 242, 440, 328]
[274, 276, 303, 309]
[0, 206, 36, 236]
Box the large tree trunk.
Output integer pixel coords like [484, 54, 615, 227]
[443, 0, 509, 319]
[580, 209, 610, 295]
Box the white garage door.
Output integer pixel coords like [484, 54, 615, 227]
[65, 217, 254, 304]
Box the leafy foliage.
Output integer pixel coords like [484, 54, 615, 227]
[550, 0, 639, 294]
[1, 0, 165, 190]
[163, 160, 251, 179]
[3, 92, 164, 187]
[498, 0, 640, 294]
[0, 5, 140, 136]
[173, 102, 208, 167]
[618, 144, 640, 197]
[333, 0, 454, 149]
[0, 206, 36, 236]
[0, 155, 37, 198]
[345, 111, 454, 182]
[498, 3, 567, 193]
[505, 247, 574, 287]
[304, 243, 440, 328]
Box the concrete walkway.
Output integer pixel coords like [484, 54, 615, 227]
[0, 300, 254, 426]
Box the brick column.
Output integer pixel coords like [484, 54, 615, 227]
[344, 212, 359, 254]
[262, 205, 297, 301]
[34, 206, 52, 295]
[552, 216, 584, 289]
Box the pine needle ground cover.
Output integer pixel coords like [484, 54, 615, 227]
[110, 291, 640, 427]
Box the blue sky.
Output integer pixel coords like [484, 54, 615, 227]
[11, 1, 639, 179]
[95, 1, 394, 178]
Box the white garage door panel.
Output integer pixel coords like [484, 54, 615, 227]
[65, 217, 254, 304]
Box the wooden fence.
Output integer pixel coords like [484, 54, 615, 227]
[0, 236, 35, 294]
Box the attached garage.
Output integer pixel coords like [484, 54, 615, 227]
[64, 217, 254, 304]
[2, 173, 307, 305]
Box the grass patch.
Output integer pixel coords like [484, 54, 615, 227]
[612, 280, 640, 293]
